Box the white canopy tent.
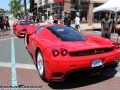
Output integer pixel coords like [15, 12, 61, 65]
[93, 0, 120, 13]
[92, 0, 120, 34]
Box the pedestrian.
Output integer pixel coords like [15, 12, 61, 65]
[68, 13, 72, 26]
[116, 24, 120, 36]
[117, 15, 120, 24]
[101, 12, 113, 39]
[5, 16, 10, 30]
[75, 14, 80, 32]
[0, 13, 4, 36]
[64, 12, 69, 26]
[49, 12, 54, 24]
[26, 14, 30, 21]
[42, 15, 45, 22]
[53, 14, 59, 24]
[33, 15, 36, 22]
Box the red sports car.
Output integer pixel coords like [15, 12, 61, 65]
[25, 24, 120, 82]
[12, 20, 39, 37]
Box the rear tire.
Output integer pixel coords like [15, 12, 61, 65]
[37, 50, 45, 80]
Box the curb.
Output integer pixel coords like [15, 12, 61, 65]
[86, 28, 94, 31]
[86, 28, 101, 31]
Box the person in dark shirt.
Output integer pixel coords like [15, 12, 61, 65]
[64, 12, 69, 26]
[0, 13, 4, 36]
[68, 13, 72, 27]
[101, 12, 112, 39]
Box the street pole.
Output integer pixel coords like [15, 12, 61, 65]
[24, 0, 27, 20]
[45, 0, 49, 22]
[78, 0, 80, 17]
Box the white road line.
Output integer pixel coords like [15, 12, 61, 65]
[0, 37, 18, 41]
[0, 62, 36, 70]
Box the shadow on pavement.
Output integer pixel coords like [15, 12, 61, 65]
[48, 68, 117, 89]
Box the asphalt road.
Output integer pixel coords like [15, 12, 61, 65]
[0, 19, 120, 90]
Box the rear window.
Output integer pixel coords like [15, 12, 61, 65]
[19, 21, 34, 25]
[47, 26, 86, 41]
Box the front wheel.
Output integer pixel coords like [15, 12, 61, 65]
[37, 50, 45, 80]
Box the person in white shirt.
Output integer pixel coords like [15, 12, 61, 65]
[49, 13, 54, 24]
[75, 15, 80, 30]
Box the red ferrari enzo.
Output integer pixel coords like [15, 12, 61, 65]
[25, 24, 120, 82]
[12, 20, 39, 37]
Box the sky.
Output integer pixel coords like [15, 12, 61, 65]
[0, 0, 29, 10]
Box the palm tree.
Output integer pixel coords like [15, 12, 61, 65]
[0, 9, 4, 13]
[8, 0, 22, 14]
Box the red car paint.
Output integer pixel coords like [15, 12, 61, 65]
[25, 24, 120, 81]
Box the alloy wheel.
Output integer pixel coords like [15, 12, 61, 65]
[37, 51, 44, 76]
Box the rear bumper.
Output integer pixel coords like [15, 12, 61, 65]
[42, 48, 120, 82]
[46, 61, 119, 82]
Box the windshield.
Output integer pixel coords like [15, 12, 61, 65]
[19, 21, 34, 25]
[47, 26, 86, 41]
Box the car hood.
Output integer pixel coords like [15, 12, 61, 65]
[57, 40, 114, 50]
[40, 39, 114, 52]
[38, 33, 115, 52]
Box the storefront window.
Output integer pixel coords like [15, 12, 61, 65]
[80, 2, 89, 21]
[93, 3, 103, 21]
[94, 12, 106, 21]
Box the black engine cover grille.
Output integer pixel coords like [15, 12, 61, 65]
[69, 47, 114, 56]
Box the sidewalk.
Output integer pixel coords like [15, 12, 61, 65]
[75, 23, 101, 30]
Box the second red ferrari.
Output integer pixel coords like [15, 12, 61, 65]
[12, 20, 39, 37]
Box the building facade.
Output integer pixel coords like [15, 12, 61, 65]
[32, 0, 109, 25]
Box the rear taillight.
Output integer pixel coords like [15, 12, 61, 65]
[60, 48, 68, 56]
[51, 48, 68, 57]
[51, 48, 59, 57]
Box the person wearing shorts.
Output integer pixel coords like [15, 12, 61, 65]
[101, 12, 113, 39]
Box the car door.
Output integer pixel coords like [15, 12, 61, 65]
[29, 26, 44, 54]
